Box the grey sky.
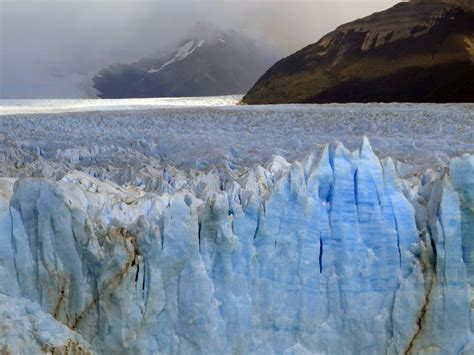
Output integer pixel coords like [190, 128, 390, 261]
[0, 0, 400, 98]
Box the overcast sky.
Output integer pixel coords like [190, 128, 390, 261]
[0, 0, 400, 98]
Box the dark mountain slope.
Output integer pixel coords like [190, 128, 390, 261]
[93, 25, 278, 98]
[243, 0, 474, 104]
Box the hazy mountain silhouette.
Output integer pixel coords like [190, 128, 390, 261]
[93, 24, 278, 98]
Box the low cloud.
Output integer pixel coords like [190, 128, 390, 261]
[0, 0, 399, 98]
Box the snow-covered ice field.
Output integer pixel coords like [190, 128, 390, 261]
[0, 98, 473, 179]
[0, 96, 241, 116]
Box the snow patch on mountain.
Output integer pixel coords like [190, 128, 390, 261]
[148, 40, 205, 74]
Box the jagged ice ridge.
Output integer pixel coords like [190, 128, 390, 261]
[0, 136, 473, 354]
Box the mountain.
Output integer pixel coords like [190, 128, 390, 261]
[243, 0, 474, 104]
[93, 24, 279, 98]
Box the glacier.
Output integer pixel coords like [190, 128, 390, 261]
[1, 132, 474, 354]
[1, 101, 473, 354]
[1, 102, 473, 173]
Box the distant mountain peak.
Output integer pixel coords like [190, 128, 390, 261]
[92, 26, 279, 98]
[188, 22, 225, 39]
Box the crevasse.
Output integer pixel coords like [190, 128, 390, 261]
[0, 138, 473, 354]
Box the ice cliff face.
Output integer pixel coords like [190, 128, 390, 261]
[0, 293, 92, 354]
[0, 138, 473, 354]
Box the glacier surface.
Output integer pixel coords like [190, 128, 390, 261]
[0, 101, 473, 354]
[0, 101, 472, 175]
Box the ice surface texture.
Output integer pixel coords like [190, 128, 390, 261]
[0, 136, 473, 354]
[0, 102, 473, 179]
[0, 293, 92, 354]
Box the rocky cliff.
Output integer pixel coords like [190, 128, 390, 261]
[243, 0, 474, 104]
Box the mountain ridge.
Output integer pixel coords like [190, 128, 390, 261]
[93, 24, 278, 98]
[243, 0, 474, 104]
